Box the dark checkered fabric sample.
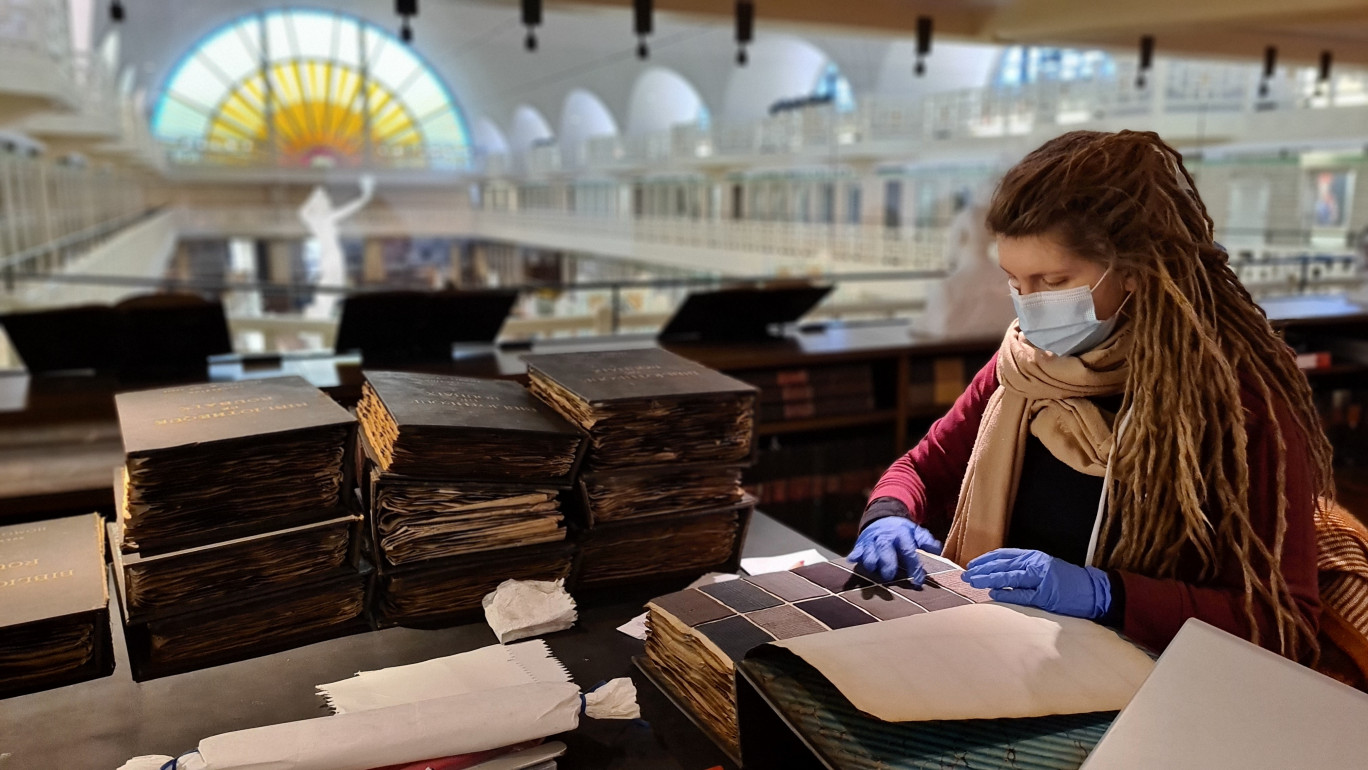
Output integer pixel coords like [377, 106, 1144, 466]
[887, 581, 973, 611]
[795, 596, 878, 629]
[793, 561, 874, 593]
[650, 558, 992, 655]
[651, 588, 733, 626]
[838, 587, 927, 620]
[697, 614, 776, 662]
[699, 578, 783, 612]
[744, 571, 829, 602]
[933, 571, 993, 603]
[747, 604, 828, 640]
[918, 552, 962, 575]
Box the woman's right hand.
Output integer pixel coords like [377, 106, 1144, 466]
[847, 516, 944, 585]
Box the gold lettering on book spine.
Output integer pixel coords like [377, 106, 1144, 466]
[0, 569, 75, 589]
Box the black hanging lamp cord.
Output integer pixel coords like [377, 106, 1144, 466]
[1136, 35, 1154, 88]
[914, 16, 932, 76]
[396, 0, 417, 44]
[735, 1, 753, 66]
[1259, 46, 1277, 98]
[634, 0, 652, 60]
[522, 0, 542, 51]
[1316, 50, 1333, 96]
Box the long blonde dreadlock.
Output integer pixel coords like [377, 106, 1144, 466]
[986, 130, 1334, 660]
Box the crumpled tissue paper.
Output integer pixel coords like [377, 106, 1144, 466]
[482, 578, 577, 644]
[584, 677, 641, 720]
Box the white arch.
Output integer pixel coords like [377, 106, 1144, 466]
[473, 116, 510, 156]
[559, 89, 619, 150]
[510, 105, 554, 154]
[872, 40, 1000, 99]
[721, 35, 830, 122]
[626, 67, 706, 136]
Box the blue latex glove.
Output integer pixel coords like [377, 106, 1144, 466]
[846, 517, 943, 585]
[961, 548, 1111, 619]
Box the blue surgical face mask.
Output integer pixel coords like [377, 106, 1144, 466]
[1009, 268, 1126, 356]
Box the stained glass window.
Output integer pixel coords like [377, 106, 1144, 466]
[151, 9, 470, 169]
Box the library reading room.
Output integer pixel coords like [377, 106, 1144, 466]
[4, 1, 1368, 768]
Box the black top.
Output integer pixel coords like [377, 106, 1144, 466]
[1006, 393, 1123, 564]
[1006, 434, 1106, 565]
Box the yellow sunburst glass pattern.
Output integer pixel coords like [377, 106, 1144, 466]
[152, 9, 469, 169]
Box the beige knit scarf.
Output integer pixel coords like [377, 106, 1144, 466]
[941, 323, 1131, 565]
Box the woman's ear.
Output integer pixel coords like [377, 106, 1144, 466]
[1122, 272, 1138, 293]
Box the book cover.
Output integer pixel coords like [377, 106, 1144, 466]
[526, 348, 757, 470]
[117, 376, 353, 457]
[575, 498, 755, 590]
[524, 348, 756, 405]
[108, 515, 361, 623]
[121, 571, 370, 681]
[374, 542, 576, 629]
[0, 513, 114, 698]
[358, 371, 584, 483]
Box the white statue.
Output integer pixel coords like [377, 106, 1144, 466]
[299, 175, 375, 319]
[918, 193, 1018, 339]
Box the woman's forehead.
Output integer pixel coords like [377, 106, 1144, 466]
[996, 234, 1092, 274]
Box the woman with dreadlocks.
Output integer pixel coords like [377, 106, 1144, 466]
[848, 129, 1334, 661]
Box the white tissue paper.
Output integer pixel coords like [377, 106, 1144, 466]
[318, 639, 571, 714]
[119, 642, 643, 770]
[482, 578, 578, 644]
[583, 677, 641, 720]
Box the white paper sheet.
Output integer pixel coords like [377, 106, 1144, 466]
[318, 639, 571, 714]
[775, 603, 1155, 721]
[196, 682, 582, 770]
[740, 549, 828, 575]
[616, 613, 649, 641]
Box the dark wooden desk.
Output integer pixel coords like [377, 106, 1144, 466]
[0, 511, 836, 770]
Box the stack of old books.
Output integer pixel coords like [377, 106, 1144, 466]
[355, 371, 584, 627]
[525, 347, 758, 590]
[641, 555, 992, 758]
[0, 514, 115, 697]
[109, 377, 364, 679]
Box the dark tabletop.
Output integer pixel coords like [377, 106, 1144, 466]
[0, 512, 839, 770]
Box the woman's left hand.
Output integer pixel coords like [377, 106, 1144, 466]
[961, 548, 1112, 619]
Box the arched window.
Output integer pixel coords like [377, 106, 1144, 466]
[996, 47, 1116, 87]
[151, 8, 470, 169]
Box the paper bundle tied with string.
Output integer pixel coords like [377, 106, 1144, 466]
[118, 640, 639, 770]
[482, 578, 578, 644]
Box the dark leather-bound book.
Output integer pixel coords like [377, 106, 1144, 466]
[115, 376, 354, 552]
[578, 464, 745, 526]
[374, 542, 576, 629]
[357, 371, 583, 484]
[108, 515, 361, 624]
[525, 348, 758, 470]
[575, 498, 754, 589]
[0, 514, 114, 698]
[353, 432, 568, 568]
[121, 571, 370, 681]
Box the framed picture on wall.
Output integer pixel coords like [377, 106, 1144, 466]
[1305, 168, 1355, 230]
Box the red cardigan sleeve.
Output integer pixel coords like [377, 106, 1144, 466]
[862, 357, 999, 538]
[1116, 387, 1322, 657]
